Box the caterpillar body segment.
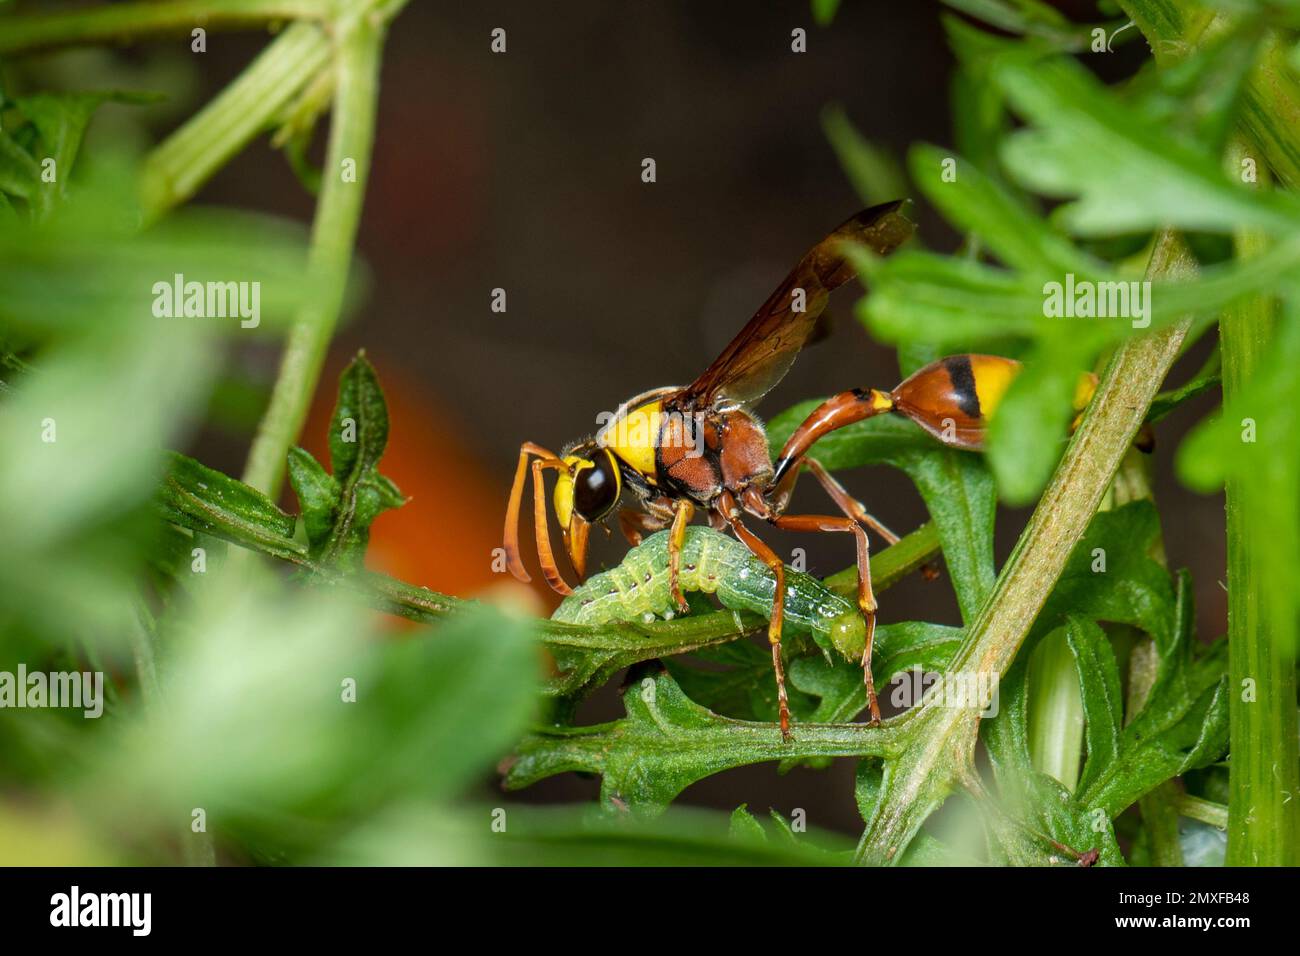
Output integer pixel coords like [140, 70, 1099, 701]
[553, 527, 865, 662]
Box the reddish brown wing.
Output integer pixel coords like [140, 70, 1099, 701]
[670, 200, 914, 412]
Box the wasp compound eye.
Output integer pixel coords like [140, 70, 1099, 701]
[573, 450, 621, 522]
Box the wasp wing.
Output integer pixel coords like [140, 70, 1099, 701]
[671, 200, 914, 412]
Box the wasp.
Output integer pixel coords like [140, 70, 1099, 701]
[504, 201, 1089, 738]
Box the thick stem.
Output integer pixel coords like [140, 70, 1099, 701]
[140, 21, 332, 220]
[241, 11, 386, 497]
[1221, 175, 1300, 865]
[856, 231, 1196, 865]
[0, 0, 327, 55]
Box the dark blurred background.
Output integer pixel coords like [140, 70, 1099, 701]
[99, 1, 1224, 835]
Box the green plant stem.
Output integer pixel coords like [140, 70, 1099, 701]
[1026, 629, 1083, 791]
[1221, 189, 1300, 865]
[241, 9, 388, 498]
[1118, 0, 1300, 189]
[1179, 793, 1229, 830]
[140, 21, 331, 219]
[0, 0, 328, 55]
[854, 231, 1197, 866]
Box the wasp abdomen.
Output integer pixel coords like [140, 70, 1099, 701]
[890, 354, 1021, 450]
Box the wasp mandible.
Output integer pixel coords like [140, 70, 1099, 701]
[503, 201, 1091, 738]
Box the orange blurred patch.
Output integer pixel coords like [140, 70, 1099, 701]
[301, 351, 559, 620]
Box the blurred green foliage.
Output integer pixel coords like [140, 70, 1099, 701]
[2, 0, 1297, 866]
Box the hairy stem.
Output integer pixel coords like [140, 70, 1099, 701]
[855, 231, 1196, 865]
[1220, 171, 1300, 865]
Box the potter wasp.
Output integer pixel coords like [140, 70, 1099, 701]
[504, 201, 1094, 738]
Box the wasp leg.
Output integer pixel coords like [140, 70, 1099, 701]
[772, 388, 894, 487]
[772, 455, 903, 545]
[530, 455, 575, 595]
[767, 510, 881, 726]
[718, 490, 793, 741]
[617, 505, 672, 547]
[504, 442, 563, 583]
[666, 498, 695, 614]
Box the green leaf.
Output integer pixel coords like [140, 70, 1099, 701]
[779, 621, 962, 771]
[1065, 617, 1124, 796]
[287, 445, 339, 551]
[995, 52, 1300, 236]
[504, 666, 897, 813]
[729, 804, 767, 843]
[1076, 572, 1230, 817]
[982, 658, 1125, 865]
[889, 447, 995, 621]
[101, 594, 539, 849]
[288, 351, 407, 568]
[667, 639, 816, 723]
[14, 92, 149, 216]
[909, 143, 1093, 275]
[985, 334, 1101, 504]
[855, 248, 1048, 350]
[1127, 22, 1264, 158]
[1035, 500, 1176, 651]
[822, 105, 909, 208]
[158, 451, 303, 561]
[328, 350, 388, 481]
[328, 803, 849, 866]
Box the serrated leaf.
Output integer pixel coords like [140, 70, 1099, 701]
[292, 351, 408, 568]
[504, 666, 894, 813]
[909, 143, 1094, 276]
[1076, 573, 1230, 816]
[286, 445, 339, 551]
[729, 804, 767, 843]
[982, 657, 1125, 865]
[1065, 617, 1123, 796]
[995, 52, 1300, 236]
[779, 621, 962, 772]
[667, 639, 817, 723]
[1035, 500, 1176, 652]
[328, 351, 390, 482]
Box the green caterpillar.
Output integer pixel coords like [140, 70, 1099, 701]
[553, 526, 865, 661]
